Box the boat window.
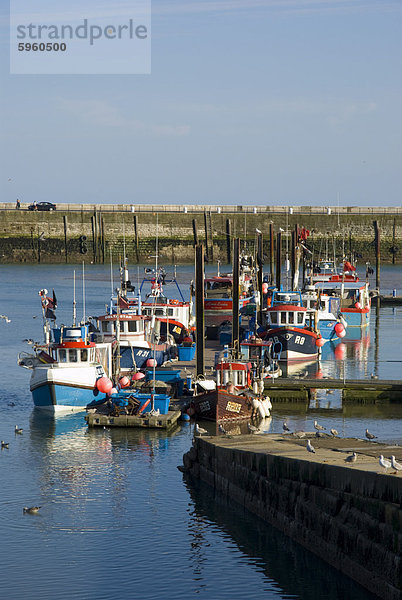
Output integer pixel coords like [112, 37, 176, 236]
[168, 308, 174, 317]
[270, 312, 277, 324]
[58, 349, 66, 362]
[69, 350, 78, 363]
[128, 321, 137, 333]
[288, 312, 294, 324]
[155, 308, 164, 316]
[280, 312, 287, 324]
[297, 312, 304, 324]
[101, 321, 112, 333]
[80, 349, 88, 362]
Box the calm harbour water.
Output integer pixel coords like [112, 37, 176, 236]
[0, 263, 401, 600]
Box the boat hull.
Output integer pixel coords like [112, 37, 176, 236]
[30, 363, 105, 412]
[341, 307, 370, 328]
[191, 389, 253, 422]
[264, 327, 319, 361]
[119, 344, 175, 369]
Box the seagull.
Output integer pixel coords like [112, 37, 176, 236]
[247, 423, 262, 434]
[293, 431, 306, 439]
[306, 439, 316, 454]
[379, 455, 391, 471]
[370, 373, 378, 380]
[0, 315, 11, 323]
[218, 424, 227, 435]
[15, 425, 23, 434]
[1, 441, 9, 449]
[365, 429, 377, 441]
[390, 456, 402, 471]
[314, 420, 326, 431]
[195, 423, 207, 436]
[283, 421, 290, 432]
[23, 506, 41, 514]
[345, 452, 357, 463]
[326, 389, 334, 394]
[330, 428, 339, 436]
[23, 339, 34, 345]
[255, 228, 262, 234]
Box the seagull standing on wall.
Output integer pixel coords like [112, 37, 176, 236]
[379, 455, 391, 471]
[390, 456, 402, 471]
[306, 439, 316, 454]
[195, 424, 207, 436]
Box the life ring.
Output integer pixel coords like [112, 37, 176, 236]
[170, 299, 179, 305]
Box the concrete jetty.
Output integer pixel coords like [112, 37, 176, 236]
[181, 433, 402, 600]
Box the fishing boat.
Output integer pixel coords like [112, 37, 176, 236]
[306, 258, 359, 284]
[93, 312, 177, 371]
[18, 324, 112, 412]
[302, 286, 347, 341]
[190, 353, 271, 422]
[261, 290, 320, 362]
[204, 255, 256, 339]
[313, 281, 371, 328]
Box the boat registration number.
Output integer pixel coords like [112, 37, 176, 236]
[226, 401, 242, 413]
[199, 400, 211, 412]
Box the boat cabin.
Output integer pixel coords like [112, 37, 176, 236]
[97, 314, 148, 341]
[216, 361, 251, 389]
[266, 291, 308, 329]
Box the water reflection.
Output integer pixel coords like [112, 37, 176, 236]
[185, 478, 378, 600]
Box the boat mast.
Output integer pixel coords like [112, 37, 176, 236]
[82, 261, 86, 325]
[73, 270, 76, 326]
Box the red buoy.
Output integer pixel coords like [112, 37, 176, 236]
[132, 372, 145, 381]
[355, 301, 361, 309]
[96, 377, 113, 394]
[334, 323, 346, 338]
[316, 337, 325, 347]
[146, 358, 157, 367]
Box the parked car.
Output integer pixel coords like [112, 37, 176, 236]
[28, 202, 56, 211]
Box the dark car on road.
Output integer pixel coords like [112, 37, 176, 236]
[28, 202, 57, 211]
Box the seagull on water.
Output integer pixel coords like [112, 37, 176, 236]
[1, 441, 9, 449]
[23, 506, 41, 514]
[15, 425, 23, 434]
[365, 429, 377, 441]
[306, 439, 315, 454]
[195, 424, 207, 436]
[283, 421, 290, 432]
[0, 315, 11, 323]
[330, 428, 339, 436]
[345, 452, 357, 463]
[314, 420, 326, 431]
[390, 456, 402, 471]
[218, 424, 227, 435]
[379, 455, 391, 471]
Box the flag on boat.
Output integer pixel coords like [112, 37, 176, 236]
[38, 288, 57, 320]
[343, 261, 356, 272]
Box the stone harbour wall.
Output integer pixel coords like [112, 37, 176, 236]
[182, 438, 402, 600]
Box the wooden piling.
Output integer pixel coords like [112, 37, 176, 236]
[101, 216, 105, 263]
[226, 219, 231, 264]
[374, 220, 380, 309]
[91, 216, 97, 263]
[256, 232, 263, 326]
[204, 212, 209, 262]
[276, 231, 282, 290]
[192, 219, 198, 248]
[63, 215, 68, 263]
[208, 211, 214, 262]
[133, 215, 139, 263]
[232, 238, 240, 357]
[195, 245, 205, 377]
[291, 229, 296, 287]
[269, 223, 275, 285]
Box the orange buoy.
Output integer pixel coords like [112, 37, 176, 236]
[119, 376, 130, 388]
[138, 398, 151, 413]
[316, 337, 325, 347]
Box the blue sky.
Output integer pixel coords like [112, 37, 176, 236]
[1, 0, 402, 206]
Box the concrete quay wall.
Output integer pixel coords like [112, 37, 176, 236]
[182, 436, 402, 600]
[0, 205, 401, 263]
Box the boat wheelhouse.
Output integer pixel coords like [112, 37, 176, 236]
[263, 291, 320, 362]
